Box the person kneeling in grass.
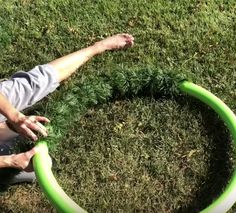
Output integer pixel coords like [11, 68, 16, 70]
[0, 33, 134, 184]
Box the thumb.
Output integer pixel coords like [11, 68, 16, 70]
[25, 147, 39, 159]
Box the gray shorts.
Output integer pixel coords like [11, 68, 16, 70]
[0, 64, 59, 122]
[0, 64, 59, 184]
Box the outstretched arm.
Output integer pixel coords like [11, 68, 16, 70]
[0, 92, 20, 123]
[49, 33, 134, 82]
[0, 34, 134, 141]
[0, 33, 134, 170]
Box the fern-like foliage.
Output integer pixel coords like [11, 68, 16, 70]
[43, 68, 186, 150]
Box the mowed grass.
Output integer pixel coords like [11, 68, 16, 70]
[0, 0, 236, 212]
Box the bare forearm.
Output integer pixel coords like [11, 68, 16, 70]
[0, 92, 19, 122]
[0, 147, 37, 170]
[49, 43, 101, 82]
[0, 92, 49, 141]
[0, 155, 11, 168]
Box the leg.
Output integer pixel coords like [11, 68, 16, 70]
[0, 122, 18, 144]
[0, 142, 36, 185]
[49, 33, 134, 82]
[0, 33, 134, 184]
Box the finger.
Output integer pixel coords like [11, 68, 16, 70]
[28, 115, 36, 122]
[121, 34, 134, 47]
[25, 147, 39, 159]
[29, 116, 48, 133]
[24, 161, 34, 172]
[125, 40, 134, 48]
[122, 33, 134, 41]
[127, 40, 134, 46]
[121, 33, 130, 37]
[35, 116, 50, 123]
[28, 117, 48, 134]
[27, 122, 48, 137]
[21, 124, 38, 141]
[36, 121, 48, 134]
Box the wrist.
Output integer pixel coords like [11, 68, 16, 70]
[93, 42, 106, 55]
[7, 110, 24, 123]
[0, 155, 13, 168]
[6, 111, 25, 133]
[0, 92, 23, 123]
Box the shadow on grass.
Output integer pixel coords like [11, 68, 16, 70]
[175, 96, 234, 213]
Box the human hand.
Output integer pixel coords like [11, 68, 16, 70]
[8, 147, 38, 171]
[7, 112, 50, 141]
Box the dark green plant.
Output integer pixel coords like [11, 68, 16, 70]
[44, 68, 186, 150]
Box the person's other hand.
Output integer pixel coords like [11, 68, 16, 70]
[8, 147, 38, 171]
[7, 112, 50, 141]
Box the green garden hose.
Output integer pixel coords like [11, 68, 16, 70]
[33, 80, 236, 213]
[33, 141, 87, 213]
[179, 81, 236, 213]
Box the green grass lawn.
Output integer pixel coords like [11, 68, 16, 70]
[0, 0, 236, 212]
